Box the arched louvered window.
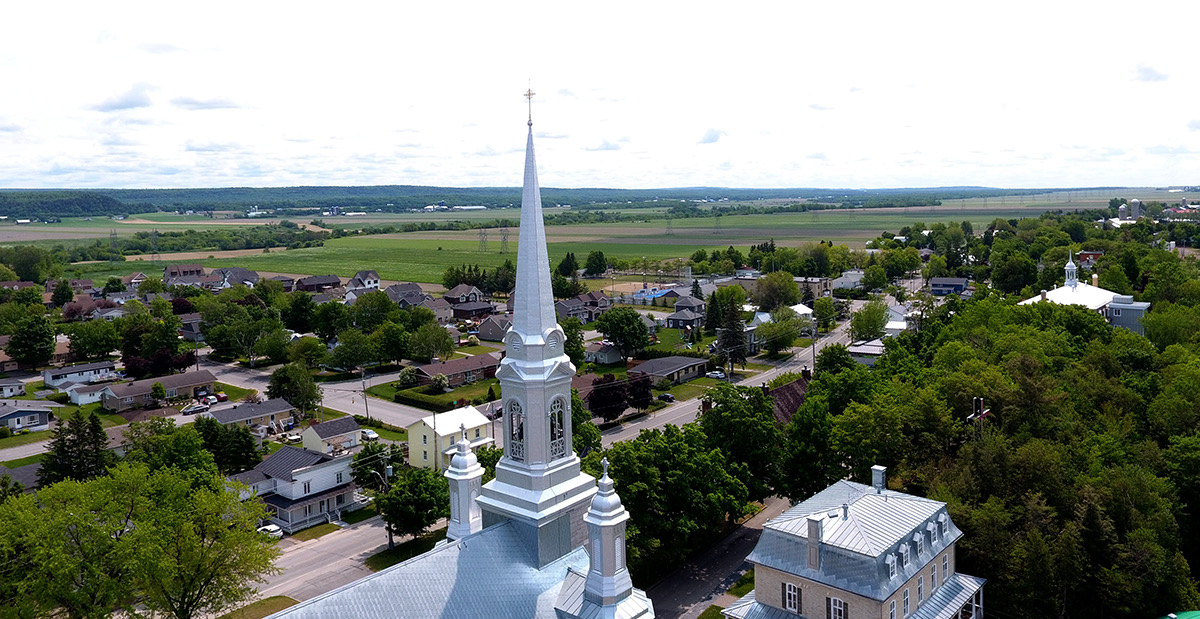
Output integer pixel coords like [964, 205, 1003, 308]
[549, 398, 567, 459]
[508, 400, 525, 462]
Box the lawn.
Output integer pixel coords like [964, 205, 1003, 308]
[365, 528, 448, 572]
[216, 382, 257, 401]
[371, 425, 408, 441]
[215, 596, 299, 619]
[1, 453, 46, 468]
[0, 428, 52, 450]
[667, 377, 721, 402]
[290, 522, 340, 541]
[456, 344, 501, 355]
[369, 378, 500, 409]
[648, 328, 715, 354]
[262, 440, 287, 455]
[697, 606, 727, 619]
[727, 568, 755, 596]
[316, 407, 348, 420]
[341, 504, 377, 525]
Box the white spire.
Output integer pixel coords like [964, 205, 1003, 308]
[583, 458, 634, 606]
[510, 112, 558, 340]
[444, 424, 483, 540]
[1065, 251, 1078, 287]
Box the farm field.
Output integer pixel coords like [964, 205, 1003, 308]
[35, 187, 1198, 284]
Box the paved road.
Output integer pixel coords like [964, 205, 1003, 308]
[257, 515, 390, 602]
[648, 496, 792, 619]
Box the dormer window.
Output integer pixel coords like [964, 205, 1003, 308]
[900, 545, 910, 567]
[929, 522, 939, 545]
[915, 533, 925, 557]
[886, 554, 897, 579]
[938, 513, 948, 537]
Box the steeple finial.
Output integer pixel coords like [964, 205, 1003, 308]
[600, 457, 609, 478]
[524, 86, 535, 127]
[461, 423, 468, 441]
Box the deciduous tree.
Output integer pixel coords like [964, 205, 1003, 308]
[375, 467, 449, 541]
[595, 307, 649, 362]
[267, 362, 323, 418]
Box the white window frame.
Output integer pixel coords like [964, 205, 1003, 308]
[336, 472, 343, 484]
[890, 600, 896, 619]
[918, 575, 924, 603]
[888, 555, 897, 579]
[932, 563, 938, 589]
[930, 523, 939, 545]
[302, 480, 311, 494]
[422, 434, 427, 445]
[901, 545, 910, 567]
[943, 553, 949, 577]
[782, 582, 799, 612]
[828, 597, 845, 619]
[916, 535, 924, 557]
[903, 589, 910, 616]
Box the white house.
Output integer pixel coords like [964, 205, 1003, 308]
[42, 361, 117, 389]
[301, 416, 362, 455]
[229, 445, 362, 533]
[0, 378, 25, 399]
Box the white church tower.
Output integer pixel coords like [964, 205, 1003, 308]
[476, 92, 598, 567]
[1065, 251, 1078, 287]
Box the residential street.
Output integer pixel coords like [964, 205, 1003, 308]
[256, 515, 390, 602]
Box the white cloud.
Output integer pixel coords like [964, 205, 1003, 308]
[586, 140, 621, 152]
[699, 129, 724, 144]
[1135, 65, 1168, 82]
[172, 97, 239, 110]
[92, 84, 155, 112]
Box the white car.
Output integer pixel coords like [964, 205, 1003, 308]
[705, 370, 726, 380]
[361, 429, 380, 442]
[257, 524, 283, 539]
[201, 395, 219, 405]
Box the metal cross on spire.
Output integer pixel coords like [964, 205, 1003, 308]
[524, 86, 535, 126]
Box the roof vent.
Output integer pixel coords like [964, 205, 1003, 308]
[841, 503, 849, 519]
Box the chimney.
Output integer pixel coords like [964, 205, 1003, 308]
[1040, 289, 1047, 301]
[1092, 273, 1099, 287]
[760, 383, 769, 396]
[807, 516, 822, 569]
[871, 465, 887, 494]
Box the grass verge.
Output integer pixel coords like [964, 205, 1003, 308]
[1, 453, 46, 468]
[216, 382, 257, 401]
[697, 606, 727, 619]
[365, 528, 447, 571]
[290, 523, 340, 541]
[341, 504, 377, 525]
[727, 568, 755, 597]
[215, 596, 299, 619]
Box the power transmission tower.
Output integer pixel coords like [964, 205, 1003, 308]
[499, 226, 510, 254]
[665, 218, 673, 236]
[478, 228, 488, 252]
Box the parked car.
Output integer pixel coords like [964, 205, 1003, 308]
[215, 392, 229, 402]
[361, 429, 380, 442]
[257, 524, 283, 539]
[657, 393, 676, 402]
[180, 403, 209, 415]
[705, 370, 726, 379]
[202, 395, 219, 405]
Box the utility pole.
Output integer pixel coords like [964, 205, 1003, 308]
[360, 365, 371, 421]
[372, 466, 395, 549]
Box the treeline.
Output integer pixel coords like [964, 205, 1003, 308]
[55, 222, 329, 263]
[0, 191, 147, 219]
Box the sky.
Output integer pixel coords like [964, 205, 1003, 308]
[0, 2, 1197, 190]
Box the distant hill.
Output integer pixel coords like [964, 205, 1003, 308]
[0, 191, 144, 219]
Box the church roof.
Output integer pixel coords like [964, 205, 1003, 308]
[265, 521, 589, 619]
[1018, 281, 1117, 311]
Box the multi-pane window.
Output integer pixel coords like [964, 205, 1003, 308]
[918, 575, 924, 603]
[932, 563, 938, 589]
[336, 472, 343, 484]
[303, 480, 311, 494]
[943, 553, 949, 577]
[422, 434, 427, 445]
[903, 589, 910, 616]
[930, 523, 939, 545]
[901, 545, 910, 567]
[916, 535, 924, 557]
[888, 557, 897, 579]
[782, 582, 799, 612]
[890, 600, 896, 619]
[827, 597, 845, 619]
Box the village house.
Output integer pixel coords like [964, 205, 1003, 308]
[346, 270, 380, 290]
[296, 275, 342, 292]
[164, 264, 205, 279]
[178, 312, 204, 342]
[42, 360, 118, 389]
[584, 342, 622, 365]
[444, 284, 485, 304]
[554, 298, 592, 323]
[929, 277, 970, 296]
[415, 353, 502, 387]
[0, 378, 25, 399]
[65, 383, 109, 406]
[421, 297, 454, 325]
[0, 400, 60, 433]
[452, 301, 495, 321]
[405, 405, 492, 470]
[269, 275, 295, 292]
[665, 308, 704, 330]
[209, 399, 296, 439]
[101, 370, 216, 412]
[301, 416, 362, 455]
[477, 315, 513, 342]
[230, 446, 362, 533]
[628, 356, 708, 385]
[211, 267, 260, 289]
[121, 272, 148, 289]
[723, 466, 984, 619]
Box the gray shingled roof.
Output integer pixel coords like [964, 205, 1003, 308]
[308, 415, 359, 439]
[266, 520, 589, 619]
[0, 463, 40, 491]
[209, 399, 294, 425]
[255, 446, 331, 482]
[629, 356, 707, 376]
[106, 370, 216, 398]
[44, 360, 116, 377]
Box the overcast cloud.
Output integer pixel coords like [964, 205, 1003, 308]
[0, 1, 1197, 190]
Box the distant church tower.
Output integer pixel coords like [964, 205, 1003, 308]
[476, 94, 598, 567]
[1065, 251, 1078, 287]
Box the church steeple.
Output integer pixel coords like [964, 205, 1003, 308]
[444, 425, 483, 541]
[1065, 251, 1078, 287]
[583, 458, 634, 605]
[476, 98, 597, 568]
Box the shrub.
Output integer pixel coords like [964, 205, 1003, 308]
[0, 426, 10, 439]
[397, 366, 420, 388]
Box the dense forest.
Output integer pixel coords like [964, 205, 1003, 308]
[0, 191, 150, 219]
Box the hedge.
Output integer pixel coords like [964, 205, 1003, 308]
[392, 390, 456, 413]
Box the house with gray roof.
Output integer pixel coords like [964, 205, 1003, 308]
[102, 370, 216, 412]
[0, 378, 25, 399]
[421, 297, 453, 325]
[209, 399, 295, 438]
[42, 360, 117, 389]
[301, 416, 361, 455]
[477, 314, 512, 342]
[444, 284, 484, 304]
[229, 445, 361, 533]
[347, 270, 380, 290]
[296, 275, 341, 292]
[629, 355, 708, 385]
[0, 462, 40, 493]
[212, 267, 260, 289]
[723, 466, 984, 619]
[665, 308, 703, 329]
[0, 400, 58, 432]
